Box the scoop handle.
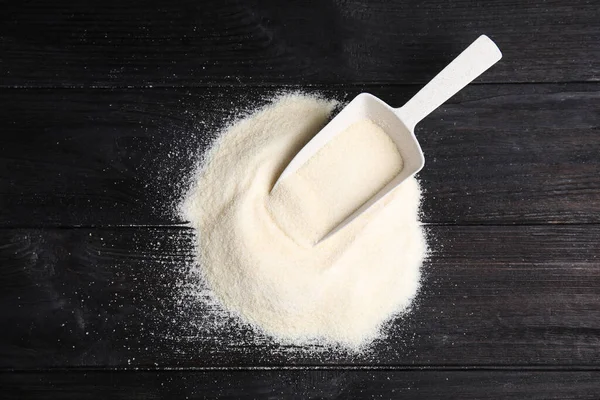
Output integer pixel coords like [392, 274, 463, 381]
[396, 35, 502, 131]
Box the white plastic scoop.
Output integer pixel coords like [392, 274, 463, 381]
[272, 35, 502, 242]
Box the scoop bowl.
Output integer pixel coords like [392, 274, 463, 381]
[273, 35, 502, 242]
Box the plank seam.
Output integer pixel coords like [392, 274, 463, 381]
[2, 366, 600, 373]
[0, 80, 599, 90]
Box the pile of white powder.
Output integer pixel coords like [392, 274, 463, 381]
[181, 93, 427, 350]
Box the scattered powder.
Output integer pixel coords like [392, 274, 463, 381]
[182, 93, 427, 350]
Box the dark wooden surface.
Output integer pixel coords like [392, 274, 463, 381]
[1, 0, 598, 87]
[1, 84, 598, 227]
[1, 226, 599, 368]
[1, 0, 599, 398]
[2, 370, 600, 399]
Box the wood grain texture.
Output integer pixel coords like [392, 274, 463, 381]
[0, 0, 598, 88]
[0, 84, 598, 227]
[1, 370, 600, 399]
[0, 225, 598, 369]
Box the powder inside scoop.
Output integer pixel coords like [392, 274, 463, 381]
[269, 119, 403, 245]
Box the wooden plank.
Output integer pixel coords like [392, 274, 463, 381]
[1, 370, 600, 399]
[0, 84, 598, 226]
[0, 225, 598, 369]
[0, 0, 598, 87]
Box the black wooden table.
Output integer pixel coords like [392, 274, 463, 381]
[1, 0, 599, 398]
